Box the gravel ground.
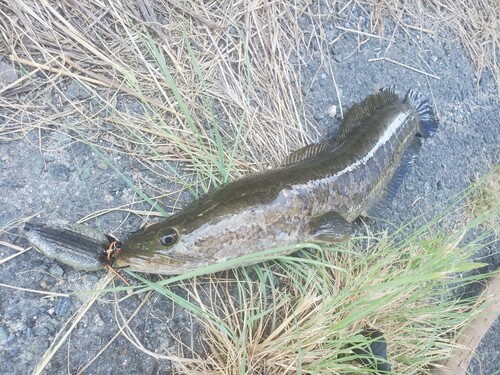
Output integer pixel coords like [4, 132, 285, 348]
[0, 6, 499, 375]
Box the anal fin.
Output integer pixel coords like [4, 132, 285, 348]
[364, 138, 422, 218]
[308, 211, 351, 243]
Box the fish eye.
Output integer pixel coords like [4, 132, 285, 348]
[159, 228, 178, 246]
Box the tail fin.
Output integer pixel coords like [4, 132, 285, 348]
[404, 89, 438, 137]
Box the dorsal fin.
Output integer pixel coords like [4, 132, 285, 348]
[282, 87, 400, 167]
[336, 87, 400, 141]
[281, 142, 330, 166]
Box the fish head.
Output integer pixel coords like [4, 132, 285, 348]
[113, 203, 244, 274]
[114, 219, 200, 273]
[123, 222, 182, 253]
[113, 176, 283, 274]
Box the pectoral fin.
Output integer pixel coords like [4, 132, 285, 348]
[308, 212, 351, 243]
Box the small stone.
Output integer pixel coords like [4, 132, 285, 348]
[97, 161, 108, 170]
[102, 123, 115, 131]
[8, 347, 20, 357]
[85, 275, 99, 284]
[0, 61, 19, 84]
[26, 152, 45, 176]
[313, 112, 324, 121]
[55, 297, 72, 316]
[327, 105, 337, 118]
[0, 325, 9, 344]
[12, 320, 27, 332]
[128, 100, 145, 114]
[65, 80, 91, 100]
[326, 30, 335, 41]
[33, 326, 49, 337]
[49, 264, 64, 278]
[49, 163, 71, 182]
[93, 312, 106, 327]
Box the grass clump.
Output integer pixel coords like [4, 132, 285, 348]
[109, 175, 497, 374]
[467, 166, 500, 236]
[0, 0, 315, 203]
[151, 216, 494, 374]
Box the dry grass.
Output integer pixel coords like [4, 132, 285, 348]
[0, 0, 320, 198]
[365, 0, 499, 95]
[467, 166, 500, 235]
[0, 0, 498, 198]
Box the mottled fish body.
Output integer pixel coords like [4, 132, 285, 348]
[114, 87, 437, 274]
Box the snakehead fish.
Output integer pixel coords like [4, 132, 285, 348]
[25, 87, 437, 274]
